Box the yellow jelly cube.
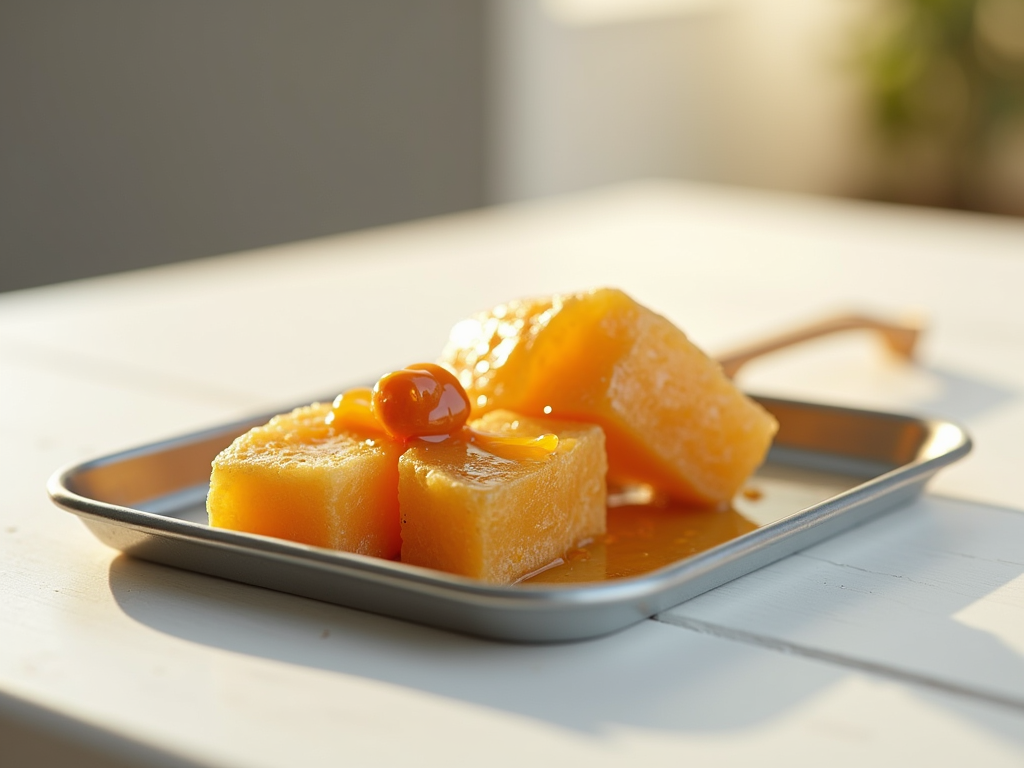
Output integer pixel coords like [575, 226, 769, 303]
[399, 410, 607, 584]
[208, 403, 403, 558]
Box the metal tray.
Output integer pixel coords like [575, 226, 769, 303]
[48, 395, 970, 643]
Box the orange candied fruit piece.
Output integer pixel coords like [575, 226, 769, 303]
[440, 287, 778, 506]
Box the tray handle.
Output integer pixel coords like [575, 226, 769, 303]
[715, 312, 924, 379]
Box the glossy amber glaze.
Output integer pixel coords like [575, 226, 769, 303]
[524, 500, 759, 584]
[466, 428, 560, 462]
[329, 363, 558, 461]
[325, 387, 381, 435]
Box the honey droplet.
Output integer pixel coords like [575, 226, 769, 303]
[327, 387, 382, 435]
[741, 486, 764, 501]
[372, 363, 472, 440]
[468, 429, 559, 461]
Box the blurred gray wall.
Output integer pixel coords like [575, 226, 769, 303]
[0, 1, 485, 292]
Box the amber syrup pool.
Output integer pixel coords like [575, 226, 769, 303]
[522, 463, 860, 584]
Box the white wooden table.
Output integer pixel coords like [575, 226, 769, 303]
[3, 181, 1023, 766]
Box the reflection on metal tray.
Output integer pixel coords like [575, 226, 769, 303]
[48, 396, 970, 643]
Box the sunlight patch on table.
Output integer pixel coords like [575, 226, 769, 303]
[954, 573, 1024, 657]
[607, 675, 1024, 765]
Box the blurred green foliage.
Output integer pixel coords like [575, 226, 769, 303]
[856, 0, 1024, 211]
